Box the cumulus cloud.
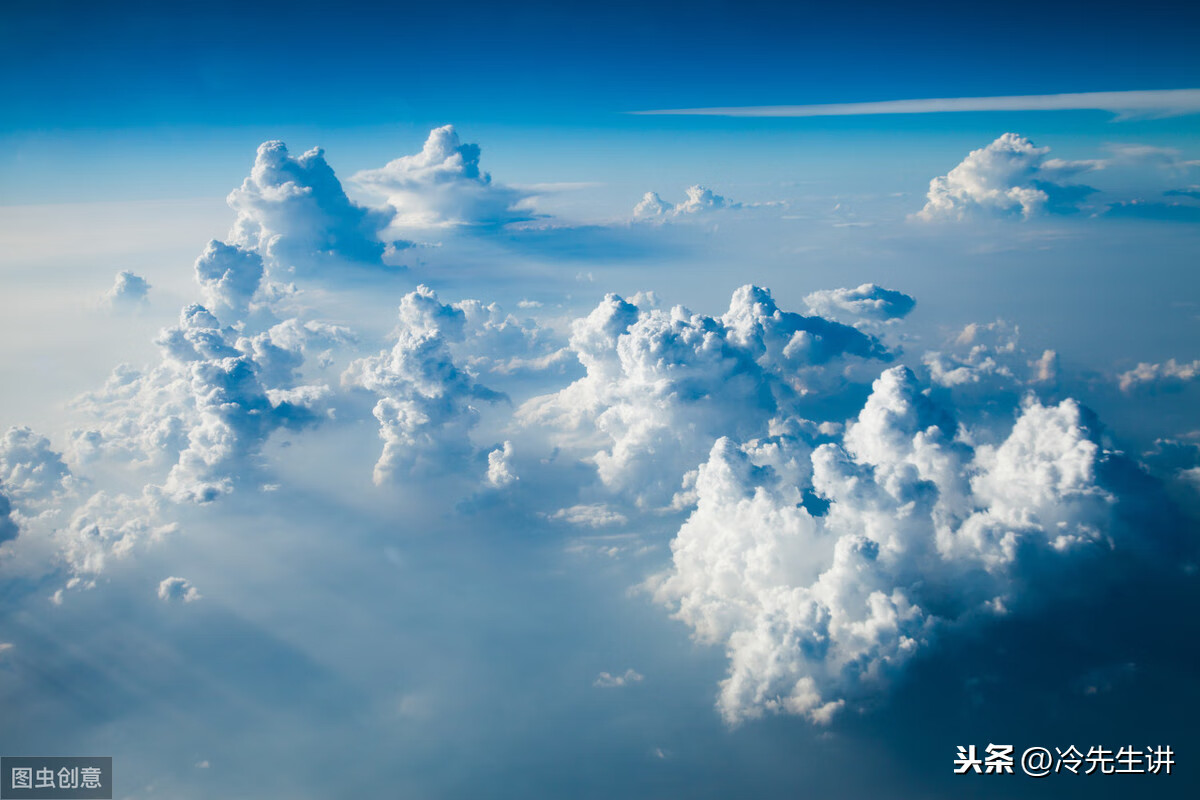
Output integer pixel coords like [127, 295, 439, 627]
[632, 191, 672, 219]
[651, 365, 1146, 725]
[343, 285, 505, 482]
[59, 491, 175, 584]
[74, 303, 332, 502]
[915, 133, 1100, 221]
[228, 140, 390, 268]
[803, 283, 915, 324]
[594, 669, 644, 688]
[158, 576, 201, 602]
[519, 285, 889, 506]
[102, 270, 150, 308]
[923, 320, 1057, 403]
[453, 299, 572, 377]
[353, 125, 533, 228]
[633, 185, 738, 219]
[194, 240, 265, 320]
[0, 428, 87, 568]
[486, 441, 518, 487]
[1118, 358, 1200, 392]
[0, 427, 72, 504]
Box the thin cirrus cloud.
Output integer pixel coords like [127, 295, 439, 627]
[630, 89, 1200, 119]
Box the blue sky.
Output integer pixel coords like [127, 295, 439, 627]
[1, 2, 1200, 799]
[5, 0, 1200, 128]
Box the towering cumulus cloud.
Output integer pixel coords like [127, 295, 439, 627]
[228, 140, 390, 267]
[651, 361, 1162, 725]
[353, 125, 532, 228]
[916, 133, 1100, 220]
[521, 285, 889, 506]
[74, 236, 342, 507]
[344, 285, 506, 482]
[77, 302, 333, 503]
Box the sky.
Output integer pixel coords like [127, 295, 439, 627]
[1, 1, 1199, 798]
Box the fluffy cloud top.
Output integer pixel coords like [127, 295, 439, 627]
[520, 285, 889, 506]
[343, 285, 505, 482]
[353, 125, 532, 228]
[0, 426, 71, 504]
[922, 320, 1057, 399]
[1118, 358, 1200, 392]
[75, 244, 340, 504]
[103, 270, 150, 308]
[803, 283, 915, 323]
[158, 576, 201, 602]
[78, 303, 332, 502]
[486, 441, 518, 488]
[228, 140, 390, 267]
[652, 365, 1138, 724]
[916, 133, 1099, 220]
[634, 185, 738, 219]
[194, 240, 265, 320]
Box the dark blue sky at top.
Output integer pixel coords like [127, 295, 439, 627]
[4, 0, 1200, 131]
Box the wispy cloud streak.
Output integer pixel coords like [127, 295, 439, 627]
[632, 89, 1200, 119]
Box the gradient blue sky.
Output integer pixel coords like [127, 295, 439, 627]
[3, 0, 1200, 204]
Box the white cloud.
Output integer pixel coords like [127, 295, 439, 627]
[923, 319, 1056, 393]
[62, 491, 175, 583]
[343, 285, 505, 482]
[228, 140, 390, 268]
[594, 668, 644, 688]
[353, 125, 532, 228]
[549, 504, 628, 528]
[73, 303, 332, 503]
[102, 270, 150, 308]
[0, 426, 72, 504]
[652, 364, 1129, 725]
[158, 576, 202, 603]
[633, 185, 738, 219]
[486, 441, 518, 488]
[915, 133, 1100, 221]
[519, 285, 889, 506]
[632, 191, 672, 219]
[632, 89, 1200, 119]
[1118, 358, 1200, 392]
[803, 283, 915, 323]
[194, 240, 265, 321]
[453, 299, 571, 377]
